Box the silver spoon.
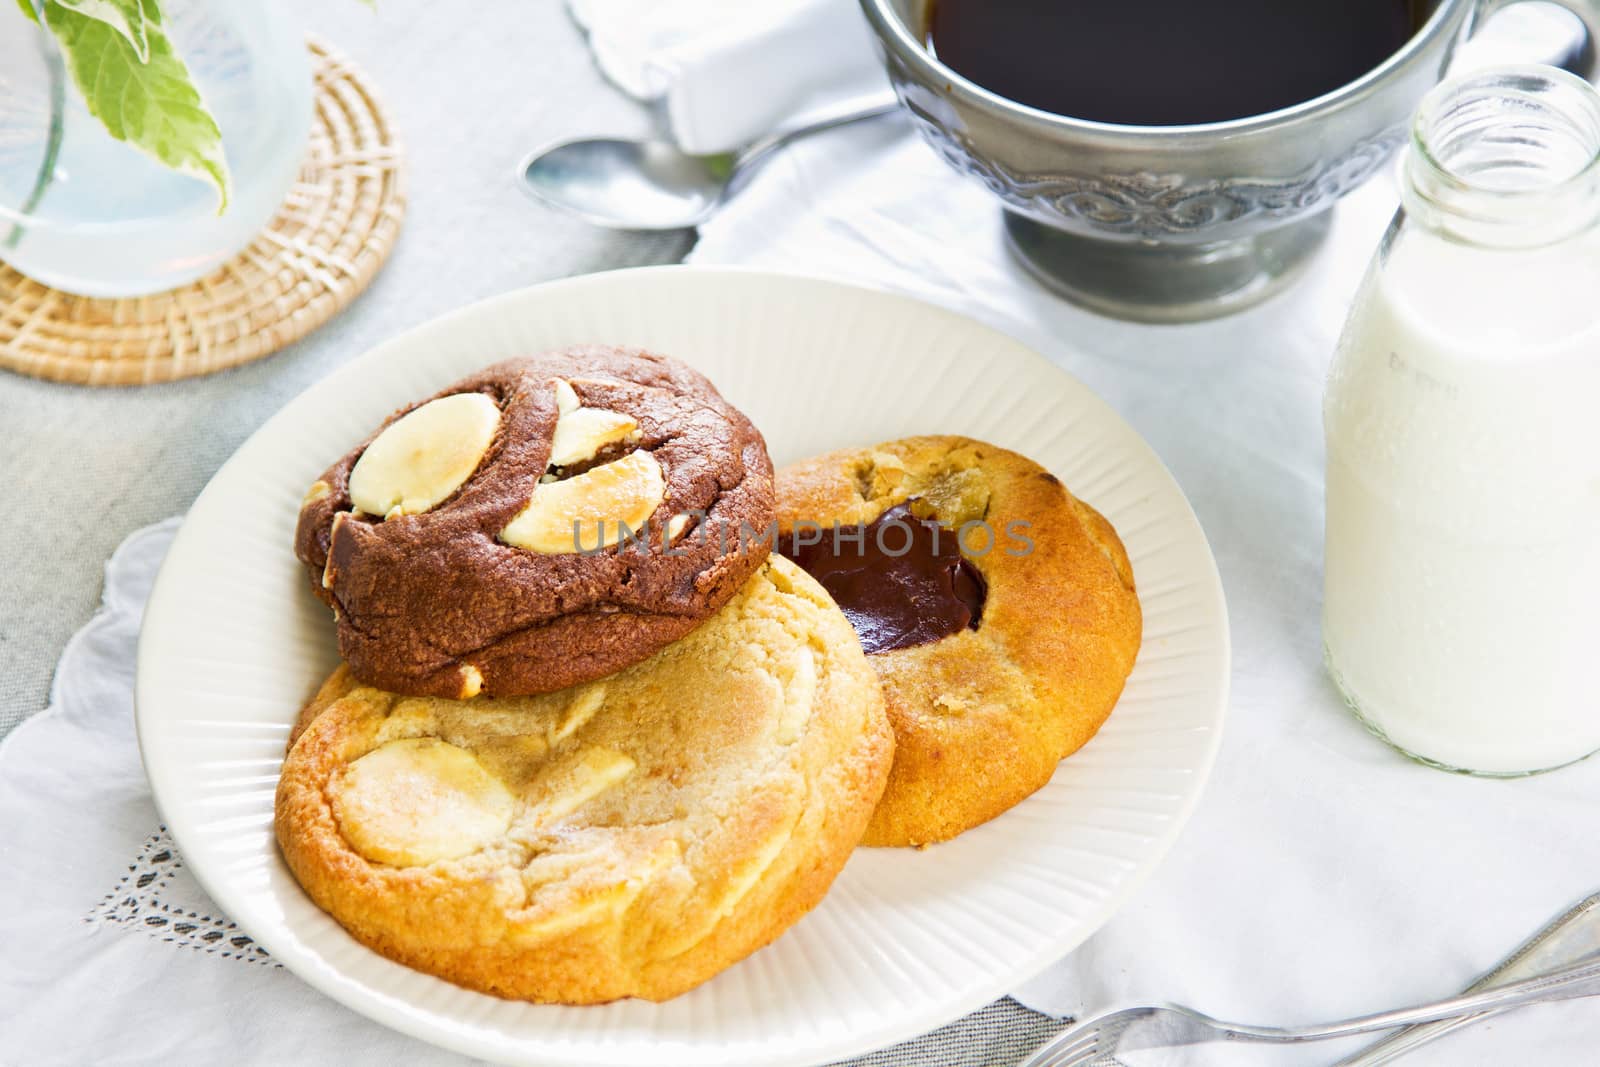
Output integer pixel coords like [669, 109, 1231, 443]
[517, 90, 901, 230]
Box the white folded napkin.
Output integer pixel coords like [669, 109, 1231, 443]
[0, 520, 1057, 1067]
[568, 0, 888, 153]
[0, 521, 463, 1065]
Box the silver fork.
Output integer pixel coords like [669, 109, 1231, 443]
[1017, 955, 1600, 1067]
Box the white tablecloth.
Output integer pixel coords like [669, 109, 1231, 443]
[684, 117, 1600, 1064]
[0, 519, 1061, 1067]
[4, 3, 1598, 1062]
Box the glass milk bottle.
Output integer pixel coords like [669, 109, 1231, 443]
[1324, 65, 1600, 776]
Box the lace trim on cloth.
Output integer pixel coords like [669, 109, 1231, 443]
[83, 831, 1075, 1065]
[86, 826, 276, 967]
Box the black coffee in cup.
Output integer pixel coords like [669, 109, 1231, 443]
[926, 0, 1430, 126]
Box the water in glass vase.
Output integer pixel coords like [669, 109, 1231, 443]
[0, 0, 311, 297]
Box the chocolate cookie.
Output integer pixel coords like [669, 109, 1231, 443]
[275, 557, 893, 1003]
[295, 346, 775, 698]
[775, 435, 1141, 847]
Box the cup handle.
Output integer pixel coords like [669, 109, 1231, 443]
[1472, 0, 1600, 80]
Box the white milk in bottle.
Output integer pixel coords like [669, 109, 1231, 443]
[1324, 66, 1600, 775]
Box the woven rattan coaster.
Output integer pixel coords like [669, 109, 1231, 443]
[0, 37, 405, 386]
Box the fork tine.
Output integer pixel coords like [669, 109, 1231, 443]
[1032, 1029, 1101, 1067]
[1044, 1036, 1105, 1067]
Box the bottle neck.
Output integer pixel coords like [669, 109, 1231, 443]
[1402, 65, 1600, 250]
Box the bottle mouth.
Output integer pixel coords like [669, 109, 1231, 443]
[1407, 64, 1600, 247]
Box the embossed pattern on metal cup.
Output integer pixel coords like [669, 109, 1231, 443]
[860, 0, 1600, 322]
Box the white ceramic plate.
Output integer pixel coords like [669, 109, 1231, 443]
[136, 268, 1228, 1067]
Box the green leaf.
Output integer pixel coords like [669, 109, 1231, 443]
[16, 0, 39, 23]
[50, 0, 149, 61]
[43, 0, 232, 211]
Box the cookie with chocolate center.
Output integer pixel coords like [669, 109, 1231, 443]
[295, 345, 774, 698]
[775, 435, 1141, 847]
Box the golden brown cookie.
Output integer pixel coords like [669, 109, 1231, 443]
[275, 556, 892, 1004]
[775, 436, 1141, 847]
[295, 346, 775, 699]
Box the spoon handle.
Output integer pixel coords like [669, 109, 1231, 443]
[732, 89, 902, 184]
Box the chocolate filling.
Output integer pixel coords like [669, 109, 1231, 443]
[779, 503, 986, 655]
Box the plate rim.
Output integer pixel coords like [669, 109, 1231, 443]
[135, 264, 1230, 1067]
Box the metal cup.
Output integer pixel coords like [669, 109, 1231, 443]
[860, 0, 1600, 322]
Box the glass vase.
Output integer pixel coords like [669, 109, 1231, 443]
[0, 0, 311, 297]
